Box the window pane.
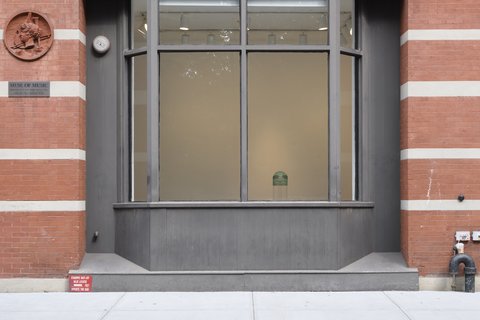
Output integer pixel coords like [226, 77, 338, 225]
[341, 0, 356, 48]
[159, 52, 240, 200]
[159, 0, 240, 45]
[131, 0, 148, 49]
[340, 54, 356, 201]
[248, 53, 329, 201]
[131, 54, 148, 201]
[248, 0, 329, 45]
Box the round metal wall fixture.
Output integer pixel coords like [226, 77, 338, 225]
[3, 10, 54, 61]
[93, 35, 111, 54]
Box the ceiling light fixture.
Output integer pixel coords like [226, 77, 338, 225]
[179, 14, 189, 31]
[137, 12, 148, 37]
[345, 17, 353, 36]
[318, 13, 328, 31]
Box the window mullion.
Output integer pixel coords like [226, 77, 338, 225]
[240, 0, 248, 201]
[147, 0, 159, 202]
[329, 0, 341, 202]
[241, 50, 248, 202]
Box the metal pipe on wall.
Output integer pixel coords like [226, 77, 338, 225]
[449, 253, 476, 293]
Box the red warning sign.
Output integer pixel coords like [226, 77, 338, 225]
[69, 275, 92, 292]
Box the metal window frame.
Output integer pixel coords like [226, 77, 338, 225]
[124, 0, 363, 203]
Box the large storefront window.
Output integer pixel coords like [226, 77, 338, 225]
[248, 53, 329, 200]
[129, 0, 359, 202]
[159, 52, 241, 201]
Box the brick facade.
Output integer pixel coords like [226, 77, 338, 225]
[0, 212, 85, 277]
[401, 0, 480, 276]
[0, 0, 479, 282]
[0, 0, 86, 278]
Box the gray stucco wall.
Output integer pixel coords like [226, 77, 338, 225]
[363, 0, 401, 252]
[86, 0, 123, 252]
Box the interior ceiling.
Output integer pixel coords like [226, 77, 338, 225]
[132, 0, 352, 15]
[132, 2, 353, 31]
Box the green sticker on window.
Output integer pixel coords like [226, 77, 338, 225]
[273, 171, 288, 186]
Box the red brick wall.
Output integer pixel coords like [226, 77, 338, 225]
[0, 0, 86, 278]
[0, 160, 85, 200]
[0, 42, 86, 82]
[0, 1, 84, 29]
[0, 212, 85, 277]
[401, 160, 480, 201]
[401, 98, 480, 149]
[401, 0, 480, 276]
[402, 212, 480, 275]
[400, 42, 480, 84]
[403, 0, 480, 30]
[0, 100, 86, 149]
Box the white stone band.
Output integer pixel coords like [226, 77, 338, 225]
[401, 29, 480, 46]
[0, 279, 68, 293]
[54, 29, 87, 45]
[401, 148, 480, 160]
[419, 276, 480, 292]
[0, 81, 85, 101]
[0, 149, 86, 160]
[401, 81, 480, 100]
[0, 201, 86, 212]
[0, 81, 7, 96]
[401, 200, 480, 211]
[50, 81, 86, 100]
[0, 28, 85, 46]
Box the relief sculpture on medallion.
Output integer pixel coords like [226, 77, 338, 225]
[3, 11, 53, 61]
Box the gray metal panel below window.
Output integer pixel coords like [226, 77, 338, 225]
[115, 207, 374, 271]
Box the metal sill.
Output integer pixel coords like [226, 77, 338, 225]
[113, 201, 374, 209]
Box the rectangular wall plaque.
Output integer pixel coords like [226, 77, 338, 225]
[8, 81, 50, 97]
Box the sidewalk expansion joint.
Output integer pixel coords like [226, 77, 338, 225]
[100, 292, 126, 320]
[383, 292, 413, 320]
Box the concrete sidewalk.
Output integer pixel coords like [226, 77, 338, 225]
[1, 291, 479, 320]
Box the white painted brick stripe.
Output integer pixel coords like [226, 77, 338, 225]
[401, 81, 480, 100]
[0, 81, 85, 100]
[0, 201, 85, 212]
[50, 81, 86, 100]
[401, 200, 480, 211]
[401, 29, 480, 46]
[0, 28, 85, 45]
[0, 81, 7, 96]
[0, 149, 85, 160]
[401, 149, 480, 160]
[54, 29, 86, 45]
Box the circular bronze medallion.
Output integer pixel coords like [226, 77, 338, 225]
[3, 11, 54, 61]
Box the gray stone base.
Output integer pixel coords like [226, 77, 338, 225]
[420, 276, 480, 292]
[69, 252, 419, 292]
[0, 279, 68, 293]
